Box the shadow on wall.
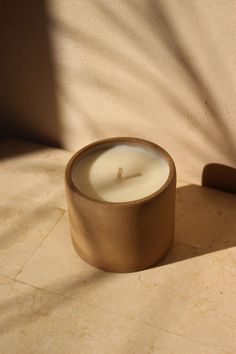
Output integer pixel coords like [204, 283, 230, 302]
[146, 0, 236, 160]
[0, 0, 235, 178]
[46, 0, 236, 165]
[0, 0, 236, 167]
[0, 0, 62, 148]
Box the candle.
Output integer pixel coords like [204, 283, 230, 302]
[71, 143, 170, 203]
[65, 137, 176, 272]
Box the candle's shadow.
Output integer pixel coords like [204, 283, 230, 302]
[155, 182, 236, 268]
[78, 154, 236, 268]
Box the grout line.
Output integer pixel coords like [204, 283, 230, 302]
[14, 210, 65, 280]
[12, 276, 233, 353]
[145, 325, 233, 354]
[9, 276, 233, 354]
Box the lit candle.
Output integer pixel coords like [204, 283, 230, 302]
[65, 138, 176, 272]
[71, 143, 170, 203]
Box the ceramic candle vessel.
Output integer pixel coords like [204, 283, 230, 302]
[65, 137, 176, 273]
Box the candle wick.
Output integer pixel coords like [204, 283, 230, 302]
[123, 172, 142, 180]
[117, 167, 142, 181]
[117, 167, 123, 181]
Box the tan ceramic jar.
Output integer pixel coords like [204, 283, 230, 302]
[65, 137, 176, 273]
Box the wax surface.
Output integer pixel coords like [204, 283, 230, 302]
[71, 144, 169, 202]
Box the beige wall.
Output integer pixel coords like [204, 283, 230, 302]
[1, 0, 236, 183]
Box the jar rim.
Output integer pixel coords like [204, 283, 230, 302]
[65, 137, 176, 207]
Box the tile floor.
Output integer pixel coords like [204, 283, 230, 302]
[0, 139, 235, 354]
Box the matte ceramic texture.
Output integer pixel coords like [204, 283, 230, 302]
[65, 137, 176, 272]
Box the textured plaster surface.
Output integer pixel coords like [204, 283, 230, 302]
[1, 1, 236, 183]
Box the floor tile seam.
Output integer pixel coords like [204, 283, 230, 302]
[8, 277, 233, 354]
[142, 320, 233, 354]
[14, 211, 65, 280]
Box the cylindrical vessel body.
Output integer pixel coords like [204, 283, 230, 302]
[65, 137, 176, 273]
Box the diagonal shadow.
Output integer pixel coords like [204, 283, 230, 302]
[146, 0, 236, 161]
[48, 0, 236, 164]
[1, 182, 235, 337]
[49, 7, 209, 153]
[0, 139, 46, 161]
[0, 0, 236, 339]
[0, 270, 111, 335]
[0, 0, 62, 148]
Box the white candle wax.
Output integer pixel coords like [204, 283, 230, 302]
[71, 143, 170, 203]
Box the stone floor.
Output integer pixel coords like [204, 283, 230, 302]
[0, 138, 235, 354]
